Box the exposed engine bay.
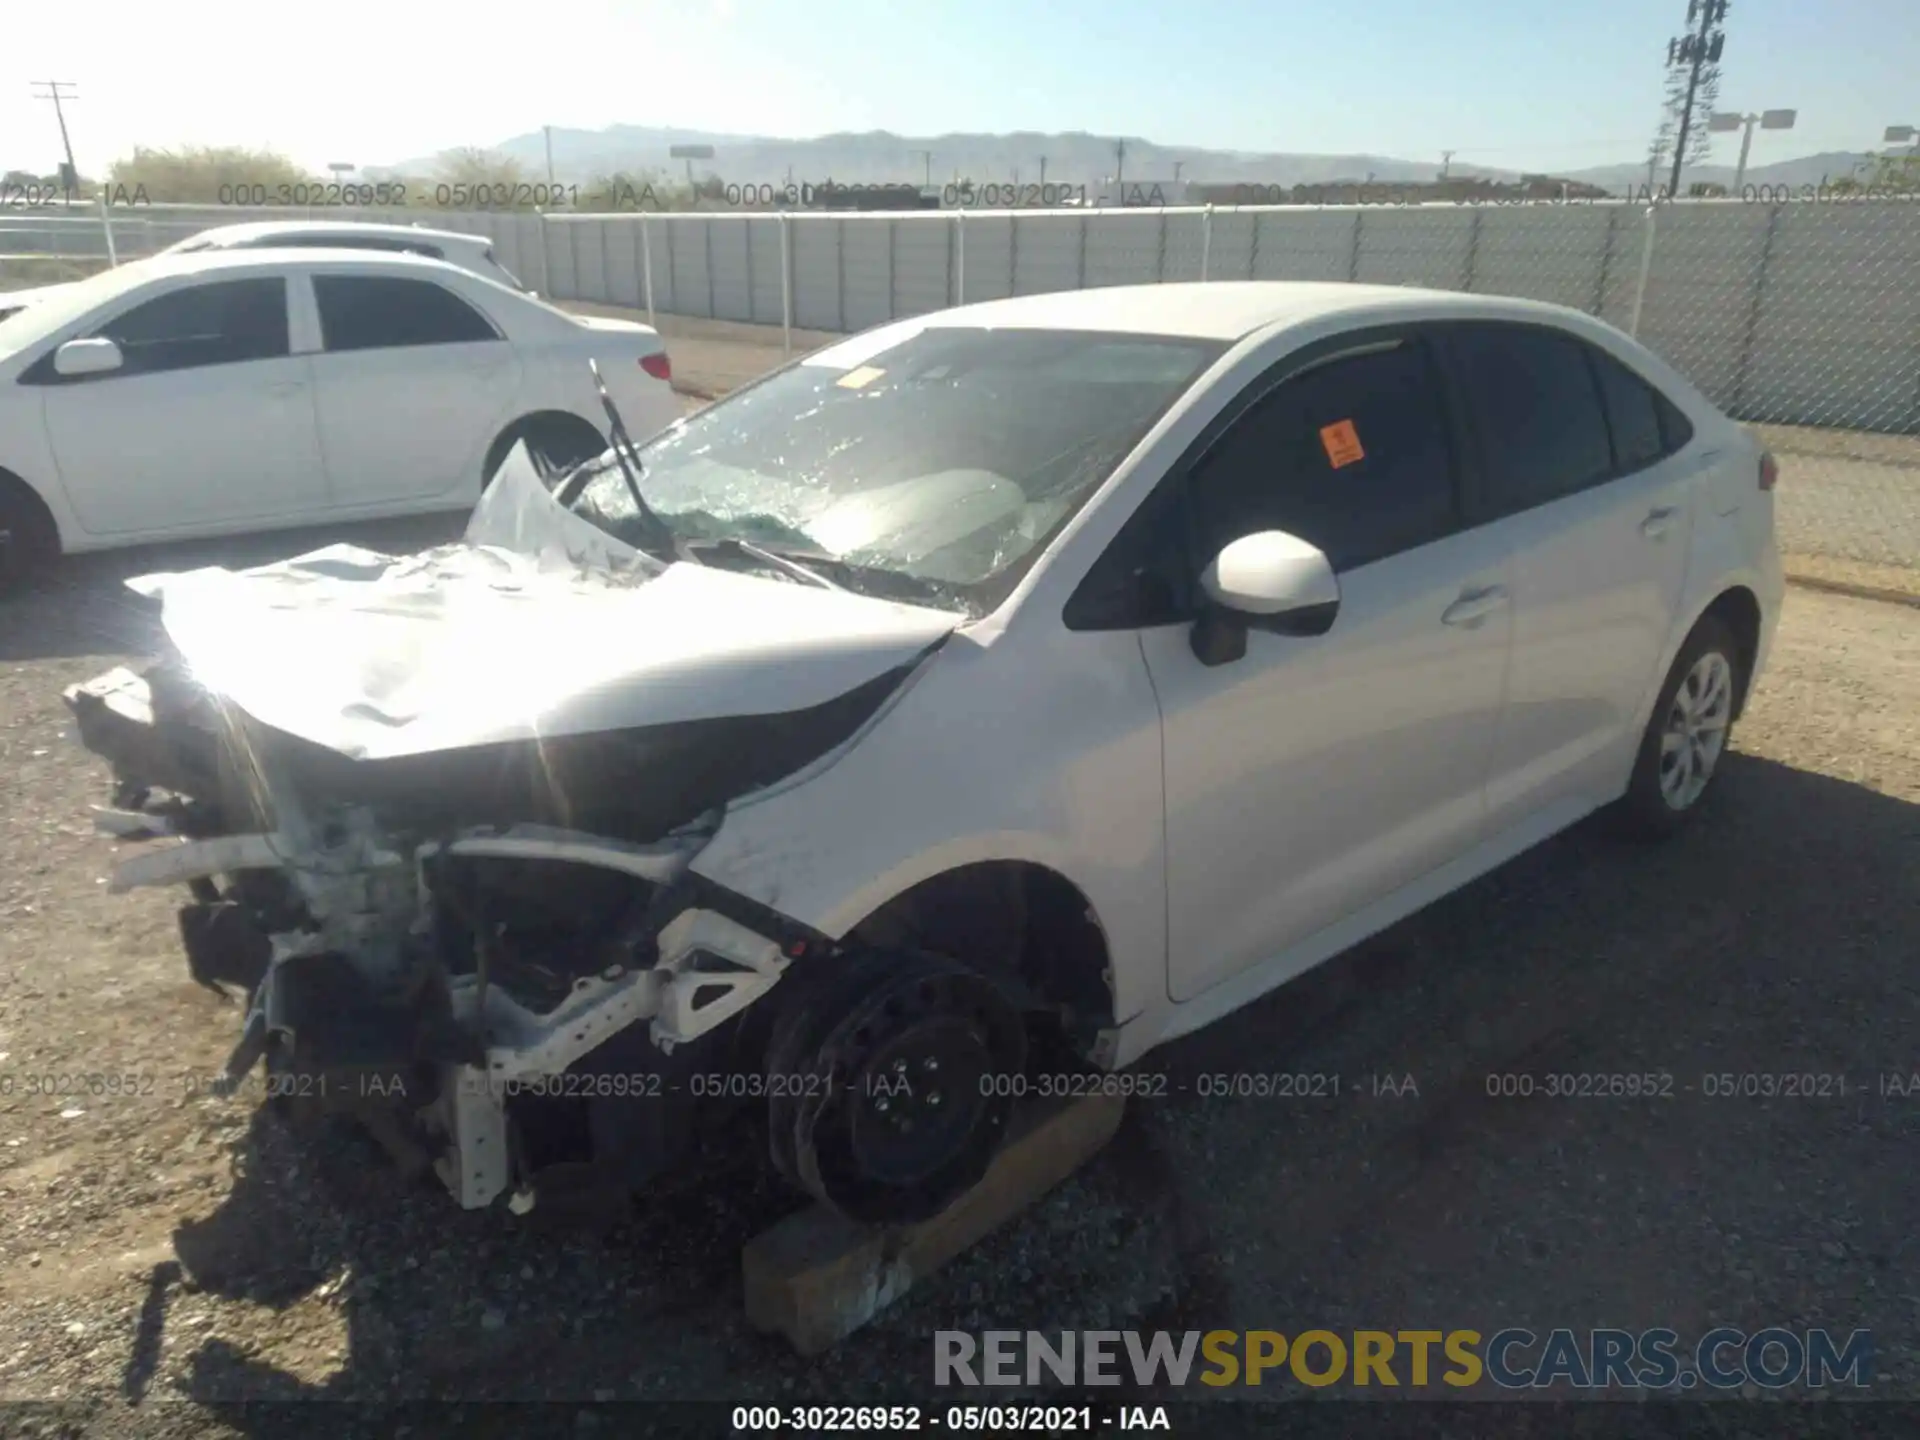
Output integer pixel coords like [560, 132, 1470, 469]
[60, 438, 1042, 1226]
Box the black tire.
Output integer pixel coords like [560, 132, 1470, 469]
[482, 415, 605, 487]
[1612, 615, 1744, 840]
[0, 481, 60, 595]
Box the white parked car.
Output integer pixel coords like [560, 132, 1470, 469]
[0, 248, 676, 585]
[65, 281, 1781, 1225]
[0, 219, 532, 321]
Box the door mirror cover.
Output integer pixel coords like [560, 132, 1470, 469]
[1190, 530, 1341, 666]
[1200, 529, 1340, 621]
[52, 337, 125, 378]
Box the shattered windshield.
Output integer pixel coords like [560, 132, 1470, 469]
[563, 325, 1224, 615]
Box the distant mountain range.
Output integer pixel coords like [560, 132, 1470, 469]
[1562, 151, 1883, 193]
[385, 126, 1883, 196]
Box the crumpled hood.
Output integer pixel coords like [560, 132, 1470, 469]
[126, 448, 960, 761]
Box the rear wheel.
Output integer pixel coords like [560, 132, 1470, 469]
[1614, 616, 1743, 838]
[0, 482, 59, 595]
[482, 414, 606, 487]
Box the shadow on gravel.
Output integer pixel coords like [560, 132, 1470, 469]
[151, 1101, 802, 1414]
[100, 749, 1920, 1420]
[1080, 751, 1920, 1387]
[0, 512, 466, 665]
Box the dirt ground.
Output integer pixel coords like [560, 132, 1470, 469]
[564, 305, 843, 400]
[0, 352, 1917, 1429]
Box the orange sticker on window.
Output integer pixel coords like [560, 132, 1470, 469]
[1320, 419, 1365, 468]
[836, 365, 885, 389]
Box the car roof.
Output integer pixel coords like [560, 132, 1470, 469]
[111, 247, 491, 282]
[190, 220, 490, 250]
[917, 281, 1584, 342]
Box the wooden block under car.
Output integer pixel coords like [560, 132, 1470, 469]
[742, 1091, 1127, 1356]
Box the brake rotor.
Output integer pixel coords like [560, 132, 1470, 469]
[767, 951, 1026, 1225]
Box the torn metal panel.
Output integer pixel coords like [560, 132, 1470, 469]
[648, 908, 790, 1049]
[432, 1066, 512, 1209]
[438, 823, 707, 887]
[109, 833, 288, 893]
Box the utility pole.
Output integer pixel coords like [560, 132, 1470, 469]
[911, 148, 932, 189]
[1115, 138, 1126, 188]
[29, 81, 82, 193]
[1665, 0, 1729, 198]
[544, 125, 555, 184]
[1038, 155, 1047, 187]
[1439, 150, 1454, 180]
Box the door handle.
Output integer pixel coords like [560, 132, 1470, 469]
[1640, 505, 1679, 539]
[266, 380, 307, 397]
[1441, 585, 1509, 627]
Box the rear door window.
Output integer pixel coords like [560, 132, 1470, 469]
[1445, 322, 1615, 516]
[313, 274, 499, 351]
[1589, 347, 1666, 473]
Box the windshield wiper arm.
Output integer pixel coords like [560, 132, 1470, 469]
[693, 537, 844, 591]
[581, 357, 680, 563]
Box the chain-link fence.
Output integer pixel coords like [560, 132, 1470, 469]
[4, 198, 1918, 582]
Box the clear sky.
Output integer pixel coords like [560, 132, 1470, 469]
[2, 0, 1915, 178]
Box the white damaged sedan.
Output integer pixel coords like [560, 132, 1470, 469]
[64, 282, 1782, 1223]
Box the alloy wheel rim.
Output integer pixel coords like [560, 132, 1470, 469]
[1659, 650, 1733, 811]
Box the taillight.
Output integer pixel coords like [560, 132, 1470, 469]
[1758, 450, 1778, 491]
[640, 352, 671, 382]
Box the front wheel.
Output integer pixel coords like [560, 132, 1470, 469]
[1613, 616, 1743, 839]
[0, 484, 59, 595]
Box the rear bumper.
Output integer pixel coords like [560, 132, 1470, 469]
[1750, 540, 1786, 698]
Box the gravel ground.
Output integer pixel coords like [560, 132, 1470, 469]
[0, 389, 1916, 1428]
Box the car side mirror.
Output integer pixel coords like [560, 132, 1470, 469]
[1190, 530, 1341, 666]
[52, 337, 125, 378]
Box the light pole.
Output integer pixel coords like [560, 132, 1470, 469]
[1886, 126, 1920, 190]
[1707, 108, 1795, 192]
[911, 149, 933, 189]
